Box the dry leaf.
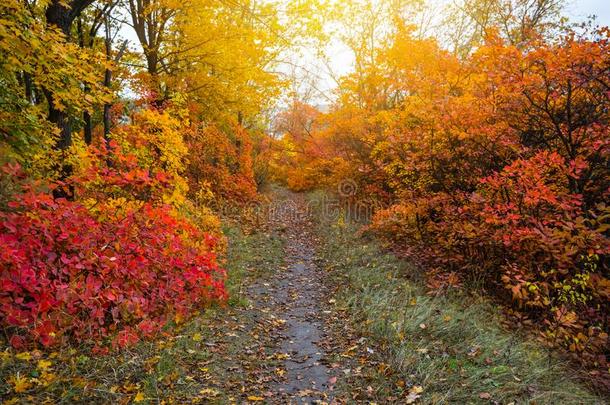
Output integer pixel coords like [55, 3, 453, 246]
[9, 374, 32, 393]
[200, 388, 220, 397]
[15, 352, 31, 361]
[37, 359, 52, 371]
[406, 392, 420, 404]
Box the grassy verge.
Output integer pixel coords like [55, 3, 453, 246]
[311, 193, 603, 404]
[221, 223, 284, 304]
[0, 224, 284, 404]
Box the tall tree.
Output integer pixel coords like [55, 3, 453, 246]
[77, 1, 118, 144]
[443, 0, 565, 56]
[44, 0, 96, 150]
[127, 0, 176, 101]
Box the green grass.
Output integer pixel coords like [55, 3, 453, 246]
[222, 223, 284, 306]
[312, 195, 604, 404]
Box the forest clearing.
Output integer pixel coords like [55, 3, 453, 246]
[0, 0, 609, 403]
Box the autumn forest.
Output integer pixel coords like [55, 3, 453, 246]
[0, 0, 609, 403]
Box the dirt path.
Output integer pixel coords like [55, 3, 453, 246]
[238, 193, 335, 403]
[179, 191, 383, 403]
[268, 195, 334, 402]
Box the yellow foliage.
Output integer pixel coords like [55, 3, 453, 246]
[8, 374, 32, 393]
[112, 103, 190, 207]
[36, 359, 52, 371]
[14, 352, 31, 362]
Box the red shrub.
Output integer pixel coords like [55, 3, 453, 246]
[0, 165, 226, 349]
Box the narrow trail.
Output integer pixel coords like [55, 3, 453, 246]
[249, 193, 336, 403]
[271, 196, 333, 402]
[197, 191, 381, 403]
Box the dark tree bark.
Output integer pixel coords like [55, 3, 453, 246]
[44, 0, 96, 150]
[44, 0, 96, 198]
[23, 72, 33, 104]
[103, 39, 128, 142]
[77, 4, 114, 145]
[127, 0, 175, 105]
[83, 109, 93, 145]
[77, 17, 93, 144]
[103, 14, 128, 162]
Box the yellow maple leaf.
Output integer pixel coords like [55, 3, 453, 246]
[174, 313, 184, 324]
[15, 352, 31, 361]
[9, 374, 32, 393]
[1, 349, 11, 362]
[199, 388, 219, 397]
[40, 371, 57, 387]
[133, 391, 146, 402]
[37, 359, 53, 371]
[192, 333, 203, 342]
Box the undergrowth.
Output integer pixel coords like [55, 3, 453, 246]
[0, 225, 283, 403]
[311, 192, 605, 404]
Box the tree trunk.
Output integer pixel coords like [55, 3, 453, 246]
[23, 72, 33, 104]
[77, 17, 93, 145]
[45, 0, 95, 198]
[103, 68, 112, 145]
[45, 1, 76, 152]
[45, 0, 96, 149]
[84, 109, 93, 145]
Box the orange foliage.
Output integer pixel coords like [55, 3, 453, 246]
[185, 122, 258, 205]
[273, 27, 610, 377]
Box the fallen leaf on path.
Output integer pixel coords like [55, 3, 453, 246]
[200, 388, 220, 397]
[37, 359, 53, 371]
[9, 374, 32, 393]
[15, 352, 31, 361]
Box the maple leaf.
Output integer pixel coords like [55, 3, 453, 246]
[37, 359, 53, 371]
[200, 388, 220, 397]
[15, 352, 31, 361]
[9, 374, 32, 393]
